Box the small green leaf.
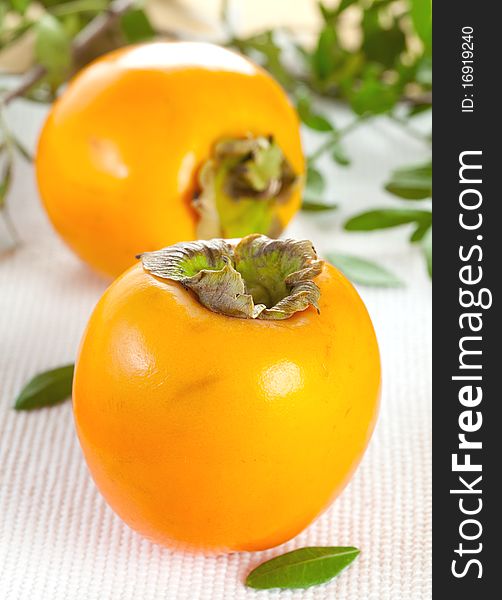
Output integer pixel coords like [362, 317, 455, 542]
[410, 0, 432, 50]
[311, 24, 339, 82]
[336, 0, 358, 15]
[302, 198, 338, 212]
[327, 253, 403, 287]
[303, 166, 337, 210]
[306, 165, 325, 195]
[331, 142, 350, 166]
[120, 7, 155, 43]
[245, 546, 360, 590]
[34, 15, 71, 87]
[345, 208, 431, 231]
[349, 71, 399, 116]
[10, 0, 30, 14]
[362, 7, 406, 69]
[318, 1, 336, 22]
[14, 364, 75, 410]
[410, 218, 432, 242]
[296, 95, 334, 132]
[234, 31, 294, 89]
[0, 159, 13, 210]
[385, 161, 432, 200]
[422, 225, 432, 277]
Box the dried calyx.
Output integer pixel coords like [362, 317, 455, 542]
[140, 234, 323, 320]
[193, 136, 298, 239]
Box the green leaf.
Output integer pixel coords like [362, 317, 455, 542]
[318, 2, 337, 23]
[120, 7, 155, 43]
[303, 166, 337, 210]
[345, 208, 431, 231]
[410, 218, 432, 242]
[302, 198, 338, 212]
[306, 165, 325, 196]
[14, 364, 75, 410]
[10, 0, 30, 14]
[349, 70, 399, 116]
[234, 32, 294, 90]
[296, 94, 334, 132]
[362, 7, 406, 68]
[422, 225, 432, 277]
[245, 546, 360, 590]
[336, 0, 358, 14]
[410, 0, 432, 50]
[311, 24, 340, 82]
[0, 159, 13, 210]
[331, 141, 350, 166]
[319, 0, 357, 22]
[327, 253, 403, 287]
[385, 161, 432, 199]
[34, 15, 71, 87]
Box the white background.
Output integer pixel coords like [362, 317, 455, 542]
[0, 97, 431, 599]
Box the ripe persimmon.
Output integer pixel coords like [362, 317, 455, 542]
[73, 235, 380, 553]
[36, 42, 304, 278]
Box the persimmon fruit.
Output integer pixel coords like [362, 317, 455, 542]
[36, 42, 304, 278]
[73, 235, 381, 553]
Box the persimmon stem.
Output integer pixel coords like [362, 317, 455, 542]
[194, 136, 299, 240]
[140, 235, 323, 320]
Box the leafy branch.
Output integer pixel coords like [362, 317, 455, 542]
[1, 0, 139, 105]
[1, 0, 432, 279]
[1, 0, 144, 245]
[227, 0, 432, 278]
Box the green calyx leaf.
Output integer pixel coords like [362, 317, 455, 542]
[194, 136, 299, 239]
[14, 364, 74, 410]
[245, 546, 360, 590]
[243, 139, 284, 192]
[140, 234, 323, 320]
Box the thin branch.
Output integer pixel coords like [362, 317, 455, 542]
[2, 0, 136, 106]
[2, 65, 46, 105]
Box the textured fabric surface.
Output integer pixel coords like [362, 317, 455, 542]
[0, 98, 431, 600]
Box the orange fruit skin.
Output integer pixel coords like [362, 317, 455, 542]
[73, 262, 381, 553]
[35, 42, 304, 278]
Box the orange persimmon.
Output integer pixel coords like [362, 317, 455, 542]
[73, 235, 381, 553]
[36, 42, 304, 278]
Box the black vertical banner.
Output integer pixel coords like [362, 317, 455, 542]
[435, 2, 500, 596]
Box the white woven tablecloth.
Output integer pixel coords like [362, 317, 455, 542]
[0, 97, 431, 600]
